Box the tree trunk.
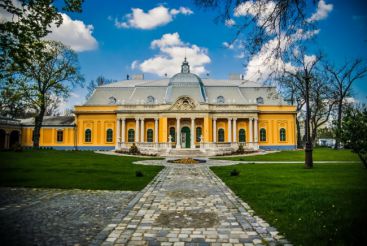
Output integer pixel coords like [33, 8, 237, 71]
[32, 106, 46, 148]
[304, 76, 313, 168]
[296, 118, 303, 148]
[358, 153, 367, 169]
[334, 101, 343, 149]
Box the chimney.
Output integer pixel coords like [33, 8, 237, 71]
[228, 73, 242, 80]
[131, 74, 144, 80]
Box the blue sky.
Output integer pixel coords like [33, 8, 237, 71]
[52, 0, 367, 109]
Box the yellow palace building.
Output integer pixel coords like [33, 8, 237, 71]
[2, 59, 297, 155]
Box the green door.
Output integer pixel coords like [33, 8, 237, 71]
[181, 127, 191, 148]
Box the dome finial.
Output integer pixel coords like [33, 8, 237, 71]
[181, 57, 190, 73]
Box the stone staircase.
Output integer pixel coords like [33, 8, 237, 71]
[163, 148, 206, 157]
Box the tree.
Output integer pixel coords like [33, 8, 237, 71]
[282, 50, 323, 168]
[0, 0, 83, 78]
[279, 75, 305, 148]
[325, 59, 367, 149]
[309, 74, 336, 144]
[194, 0, 319, 57]
[85, 76, 114, 100]
[0, 77, 28, 118]
[17, 40, 84, 147]
[341, 104, 367, 168]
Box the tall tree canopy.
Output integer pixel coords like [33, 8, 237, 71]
[15, 40, 84, 147]
[341, 104, 367, 168]
[0, 0, 83, 78]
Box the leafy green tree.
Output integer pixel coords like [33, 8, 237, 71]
[0, 0, 83, 78]
[16, 40, 84, 147]
[341, 104, 367, 168]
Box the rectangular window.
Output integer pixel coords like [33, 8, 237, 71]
[57, 130, 63, 142]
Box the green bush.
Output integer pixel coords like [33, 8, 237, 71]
[230, 169, 240, 176]
[11, 143, 23, 152]
[129, 143, 140, 155]
[135, 170, 144, 177]
[237, 144, 245, 154]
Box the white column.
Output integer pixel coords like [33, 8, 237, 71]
[213, 118, 217, 143]
[191, 117, 195, 148]
[233, 118, 237, 143]
[176, 117, 181, 149]
[154, 118, 159, 144]
[140, 118, 145, 143]
[135, 118, 140, 143]
[249, 118, 253, 144]
[121, 118, 126, 147]
[254, 118, 258, 143]
[116, 118, 121, 149]
[228, 118, 232, 143]
[5, 132, 10, 149]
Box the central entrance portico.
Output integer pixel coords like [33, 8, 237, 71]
[181, 126, 190, 148]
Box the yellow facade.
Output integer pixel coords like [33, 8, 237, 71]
[18, 103, 297, 152]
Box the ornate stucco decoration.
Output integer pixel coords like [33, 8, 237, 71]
[171, 96, 196, 111]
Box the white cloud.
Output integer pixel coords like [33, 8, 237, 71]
[307, 0, 333, 22]
[225, 19, 235, 27]
[45, 13, 98, 52]
[151, 33, 182, 48]
[244, 29, 320, 82]
[131, 60, 139, 70]
[135, 32, 211, 76]
[234, 0, 278, 34]
[222, 41, 234, 49]
[170, 7, 193, 15]
[115, 5, 193, 30]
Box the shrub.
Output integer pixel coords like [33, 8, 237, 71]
[230, 169, 240, 176]
[135, 170, 144, 177]
[129, 143, 140, 155]
[237, 144, 245, 154]
[11, 143, 23, 152]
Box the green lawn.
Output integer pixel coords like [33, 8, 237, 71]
[211, 163, 367, 245]
[216, 148, 361, 162]
[0, 150, 163, 190]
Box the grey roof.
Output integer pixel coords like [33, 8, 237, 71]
[20, 116, 75, 126]
[85, 60, 286, 106]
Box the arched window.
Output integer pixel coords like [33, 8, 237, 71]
[147, 129, 153, 142]
[57, 130, 63, 142]
[146, 96, 155, 104]
[106, 129, 113, 142]
[239, 129, 246, 143]
[85, 129, 92, 142]
[169, 127, 176, 142]
[260, 128, 266, 141]
[218, 128, 225, 142]
[280, 128, 286, 141]
[128, 129, 135, 142]
[217, 96, 225, 104]
[196, 127, 202, 142]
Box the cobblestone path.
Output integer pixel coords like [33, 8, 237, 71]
[102, 165, 289, 246]
[0, 188, 136, 246]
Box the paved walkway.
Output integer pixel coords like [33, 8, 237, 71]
[102, 163, 290, 246]
[0, 188, 136, 246]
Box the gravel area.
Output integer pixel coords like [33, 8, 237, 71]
[0, 187, 136, 246]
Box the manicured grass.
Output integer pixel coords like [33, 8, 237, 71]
[0, 150, 163, 190]
[211, 163, 367, 245]
[216, 148, 360, 162]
